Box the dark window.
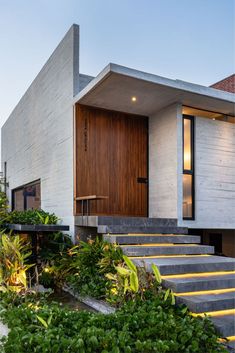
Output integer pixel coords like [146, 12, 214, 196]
[183, 115, 194, 219]
[12, 180, 41, 211]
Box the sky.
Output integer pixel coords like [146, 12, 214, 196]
[0, 0, 234, 128]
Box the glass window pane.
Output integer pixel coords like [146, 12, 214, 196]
[183, 174, 193, 218]
[14, 189, 24, 211]
[184, 119, 191, 170]
[25, 183, 41, 210]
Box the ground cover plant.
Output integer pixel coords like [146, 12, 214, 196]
[0, 210, 228, 353]
[0, 290, 226, 353]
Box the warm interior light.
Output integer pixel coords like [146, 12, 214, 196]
[131, 96, 137, 102]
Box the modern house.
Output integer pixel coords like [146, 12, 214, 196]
[1, 24, 235, 256]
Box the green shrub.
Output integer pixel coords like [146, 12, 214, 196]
[0, 291, 226, 353]
[5, 209, 59, 225]
[66, 238, 123, 298]
[0, 191, 8, 226]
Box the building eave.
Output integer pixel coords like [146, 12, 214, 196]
[74, 63, 235, 116]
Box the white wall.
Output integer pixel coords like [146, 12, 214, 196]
[181, 117, 235, 229]
[149, 104, 180, 219]
[1, 25, 80, 234]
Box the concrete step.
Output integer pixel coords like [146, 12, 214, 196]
[163, 273, 235, 293]
[121, 244, 214, 256]
[211, 315, 235, 337]
[176, 290, 235, 313]
[133, 255, 235, 275]
[97, 216, 178, 227]
[99, 225, 188, 235]
[227, 340, 235, 353]
[103, 234, 201, 244]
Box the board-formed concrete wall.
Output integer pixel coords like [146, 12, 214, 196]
[149, 104, 180, 219]
[1, 25, 80, 233]
[181, 117, 235, 229]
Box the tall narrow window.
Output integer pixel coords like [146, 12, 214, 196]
[183, 115, 194, 219]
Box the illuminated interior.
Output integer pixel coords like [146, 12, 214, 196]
[183, 116, 194, 219]
[183, 119, 191, 170]
[183, 106, 235, 124]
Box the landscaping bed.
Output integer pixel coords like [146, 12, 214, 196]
[0, 199, 228, 352]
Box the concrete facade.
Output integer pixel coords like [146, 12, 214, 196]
[149, 104, 179, 219]
[1, 25, 80, 234]
[1, 24, 235, 241]
[181, 116, 235, 229]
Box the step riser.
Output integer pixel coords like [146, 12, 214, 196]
[103, 235, 201, 244]
[176, 296, 235, 313]
[98, 217, 178, 227]
[99, 226, 188, 234]
[134, 260, 235, 276]
[211, 316, 235, 337]
[123, 245, 214, 256]
[163, 278, 235, 293]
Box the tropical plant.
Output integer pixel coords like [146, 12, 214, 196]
[66, 238, 123, 298]
[106, 256, 175, 306]
[5, 209, 59, 225]
[0, 233, 34, 292]
[0, 191, 8, 226]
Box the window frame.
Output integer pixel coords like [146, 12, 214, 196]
[12, 179, 41, 211]
[182, 115, 195, 220]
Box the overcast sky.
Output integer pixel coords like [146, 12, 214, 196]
[0, 0, 234, 128]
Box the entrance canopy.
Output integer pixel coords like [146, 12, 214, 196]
[74, 63, 235, 116]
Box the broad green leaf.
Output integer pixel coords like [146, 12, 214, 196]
[164, 288, 170, 302]
[115, 267, 130, 276]
[123, 255, 137, 273]
[36, 315, 48, 328]
[171, 291, 176, 305]
[130, 272, 139, 293]
[151, 263, 162, 284]
[105, 273, 116, 281]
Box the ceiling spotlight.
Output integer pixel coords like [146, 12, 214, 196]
[131, 96, 137, 102]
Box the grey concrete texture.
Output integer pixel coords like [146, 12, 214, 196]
[133, 255, 235, 275]
[122, 244, 215, 256]
[103, 234, 201, 244]
[176, 291, 235, 313]
[99, 225, 188, 234]
[163, 274, 235, 292]
[211, 315, 235, 337]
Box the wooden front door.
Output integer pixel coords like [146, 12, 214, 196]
[75, 104, 148, 217]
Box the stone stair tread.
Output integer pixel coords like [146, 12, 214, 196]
[122, 244, 214, 256]
[227, 340, 235, 352]
[99, 225, 188, 234]
[176, 291, 235, 312]
[133, 255, 235, 275]
[211, 314, 235, 337]
[163, 273, 235, 292]
[104, 234, 201, 244]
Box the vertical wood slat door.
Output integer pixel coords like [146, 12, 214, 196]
[75, 104, 148, 217]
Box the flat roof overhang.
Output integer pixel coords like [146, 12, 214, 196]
[74, 63, 235, 117]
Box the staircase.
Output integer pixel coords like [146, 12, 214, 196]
[102, 221, 235, 352]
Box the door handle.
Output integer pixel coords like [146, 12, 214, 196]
[137, 177, 148, 184]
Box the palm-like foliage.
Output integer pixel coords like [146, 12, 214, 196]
[0, 232, 33, 292]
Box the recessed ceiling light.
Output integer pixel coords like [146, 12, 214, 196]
[212, 118, 216, 121]
[131, 96, 137, 102]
